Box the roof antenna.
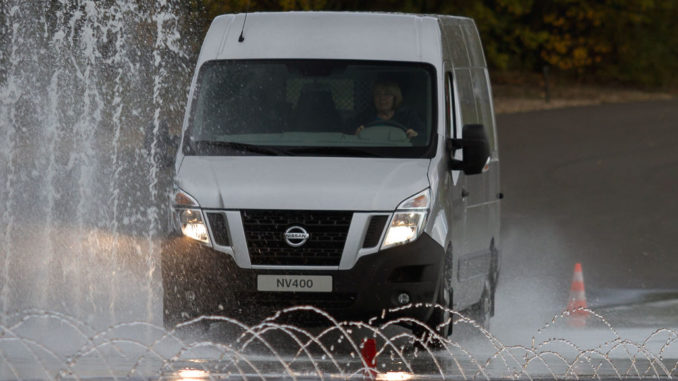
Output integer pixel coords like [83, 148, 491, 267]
[238, 1, 249, 43]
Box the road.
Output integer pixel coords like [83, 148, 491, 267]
[494, 99, 678, 329]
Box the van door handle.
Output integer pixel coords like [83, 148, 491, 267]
[461, 188, 470, 198]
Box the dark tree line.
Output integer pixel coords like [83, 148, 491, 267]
[178, 0, 678, 89]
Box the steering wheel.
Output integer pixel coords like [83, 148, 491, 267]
[358, 119, 411, 142]
[363, 119, 409, 133]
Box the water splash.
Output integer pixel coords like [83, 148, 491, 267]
[0, 306, 676, 379]
[0, 0, 190, 323]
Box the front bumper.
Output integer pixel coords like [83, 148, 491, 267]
[161, 233, 446, 324]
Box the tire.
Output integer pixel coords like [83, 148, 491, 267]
[489, 241, 499, 317]
[428, 281, 453, 337]
[413, 250, 453, 347]
[467, 281, 492, 331]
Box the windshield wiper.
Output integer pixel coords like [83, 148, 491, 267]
[191, 140, 291, 156]
[286, 147, 383, 157]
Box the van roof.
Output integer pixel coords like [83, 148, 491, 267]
[197, 11, 473, 65]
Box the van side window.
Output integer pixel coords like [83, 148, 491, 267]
[454, 68, 497, 156]
[445, 71, 454, 139]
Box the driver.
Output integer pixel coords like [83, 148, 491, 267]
[350, 80, 424, 139]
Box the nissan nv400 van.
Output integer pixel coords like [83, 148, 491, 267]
[162, 12, 501, 338]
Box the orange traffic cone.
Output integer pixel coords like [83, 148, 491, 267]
[361, 338, 377, 377]
[566, 262, 589, 327]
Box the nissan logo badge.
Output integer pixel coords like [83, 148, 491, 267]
[284, 226, 310, 247]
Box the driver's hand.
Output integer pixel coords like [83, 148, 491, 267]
[406, 129, 418, 138]
[355, 125, 365, 135]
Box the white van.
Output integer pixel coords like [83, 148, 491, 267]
[162, 12, 501, 337]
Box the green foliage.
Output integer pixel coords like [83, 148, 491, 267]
[188, 0, 678, 89]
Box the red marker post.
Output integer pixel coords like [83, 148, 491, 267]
[361, 338, 377, 377]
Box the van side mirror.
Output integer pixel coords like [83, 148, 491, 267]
[447, 124, 491, 175]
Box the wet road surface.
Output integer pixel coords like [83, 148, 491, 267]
[495, 99, 678, 329]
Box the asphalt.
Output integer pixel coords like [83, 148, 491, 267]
[495, 99, 678, 320]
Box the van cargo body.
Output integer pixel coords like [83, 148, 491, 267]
[164, 12, 501, 336]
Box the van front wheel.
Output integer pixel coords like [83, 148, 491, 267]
[467, 281, 492, 331]
[413, 265, 453, 347]
[429, 283, 453, 338]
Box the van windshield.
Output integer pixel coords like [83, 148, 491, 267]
[184, 60, 436, 158]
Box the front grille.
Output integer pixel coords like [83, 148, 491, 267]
[242, 210, 352, 266]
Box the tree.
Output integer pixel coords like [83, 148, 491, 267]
[187, 0, 678, 88]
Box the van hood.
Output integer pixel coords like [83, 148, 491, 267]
[175, 156, 430, 211]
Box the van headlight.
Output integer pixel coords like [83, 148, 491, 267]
[178, 209, 209, 243]
[381, 189, 430, 250]
[172, 188, 210, 244]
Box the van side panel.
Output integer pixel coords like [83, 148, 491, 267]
[437, 17, 501, 308]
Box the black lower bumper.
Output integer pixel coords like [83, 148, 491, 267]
[161, 233, 446, 326]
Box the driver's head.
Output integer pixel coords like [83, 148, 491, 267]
[373, 81, 403, 113]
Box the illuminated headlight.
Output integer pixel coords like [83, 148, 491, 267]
[172, 188, 210, 244]
[381, 189, 430, 250]
[178, 208, 209, 243]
